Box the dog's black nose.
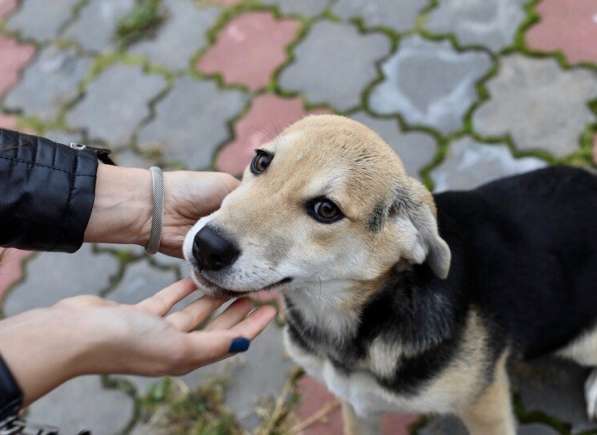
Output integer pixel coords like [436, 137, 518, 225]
[193, 226, 240, 271]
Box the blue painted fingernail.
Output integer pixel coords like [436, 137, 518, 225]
[229, 337, 250, 353]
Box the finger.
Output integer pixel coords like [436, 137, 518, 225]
[136, 278, 197, 316]
[184, 306, 277, 366]
[166, 296, 226, 332]
[204, 298, 253, 331]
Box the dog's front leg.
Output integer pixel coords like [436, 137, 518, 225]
[342, 402, 380, 435]
[458, 354, 516, 435]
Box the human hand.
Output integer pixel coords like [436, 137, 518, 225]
[0, 279, 275, 405]
[84, 164, 239, 257]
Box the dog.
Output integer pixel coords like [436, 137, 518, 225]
[183, 114, 597, 435]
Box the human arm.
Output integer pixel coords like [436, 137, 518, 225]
[0, 279, 276, 406]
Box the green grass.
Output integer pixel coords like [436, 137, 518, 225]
[116, 0, 166, 48]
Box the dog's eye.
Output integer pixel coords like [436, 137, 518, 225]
[250, 150, 273, 175]
[307, 197, 344, 224]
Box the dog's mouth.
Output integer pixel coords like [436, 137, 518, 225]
[191, 268, 292, 300]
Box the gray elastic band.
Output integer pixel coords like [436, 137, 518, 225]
[145, 166, 164, 255]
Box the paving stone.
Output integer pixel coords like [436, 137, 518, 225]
[0, 113, 18, 129]
[218, 323, 296, 429]
[518, 423, 560, 435]
[0, 249, 30, 302]
[132, 0, 220, 70]
[526, 0, 597, 64]
[279, 21, 391, 111]
[0, 0, 18, 19]
[510, 358, 596, 433]
[426, 0, 527, 52]
[137, 76, 248, 169]
[217, 94, 330, 175]
[294, 376, 342, 435]
[64, 0, 136, 52]
[430, 137, 546, 192]
[7, 0, 79, 41]
[350, 112, 437, 180]
[27, 375, 134, 435]
[4, 244, 119, 315]
[113, 147, 157, 167]
[418, 415, 468, 435]
[332, 0, 428, 32]
[198, 11, 300, 91]
[5, 46, 90, 122]
[67, 64, 167, 146]
[106, 259, 178, 305]
[0, 36, 35, 98]
[369, 36, 492, 134]
[472, 55, 597, 157]
[43, 129, 83, 145]
[261, 0, 332, 18]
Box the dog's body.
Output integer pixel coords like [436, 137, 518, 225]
[183, 115, 597, 434]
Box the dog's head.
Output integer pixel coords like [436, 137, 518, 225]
[183, 115, 450, 298]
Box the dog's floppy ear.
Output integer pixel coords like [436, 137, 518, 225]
[392, 177, 451, 279]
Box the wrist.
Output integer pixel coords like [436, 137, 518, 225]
[84, 164, 152, 246]
[0, 308, 92, 405]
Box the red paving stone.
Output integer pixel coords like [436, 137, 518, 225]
[0, 0, 18, 19]
[0, 249, 31, 302]
[197, 11, 300, 91]
[0, 113, 18, 130]
[0, 36, 35, 97]
[217, 94, 330, 175]
[294, 376, 419, 435]
[526, 0, 597, 64]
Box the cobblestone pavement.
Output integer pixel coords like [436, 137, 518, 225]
[1, 0, 597, 434]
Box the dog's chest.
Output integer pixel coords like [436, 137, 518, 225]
[283, 328, 480, 417]
[284, 330, 482, 416]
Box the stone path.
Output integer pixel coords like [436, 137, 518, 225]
[1, 0, 596, 434]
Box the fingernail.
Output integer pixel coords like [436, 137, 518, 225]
[229, 337, 250, 353]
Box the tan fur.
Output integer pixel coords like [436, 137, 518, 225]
[459, 351, 516, 435]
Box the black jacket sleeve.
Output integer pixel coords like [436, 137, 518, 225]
[0, 128, 98, 253]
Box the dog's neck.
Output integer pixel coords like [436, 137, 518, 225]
[283, 264, 465, 367]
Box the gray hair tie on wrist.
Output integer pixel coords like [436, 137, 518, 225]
[145, 166, 164, 255]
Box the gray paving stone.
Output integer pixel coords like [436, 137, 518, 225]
[430, 137, 546, 192]
[332, 0, 428, 32]
[473, 56, 597, 157]
[131, 0, 220, 70]
[27, 375, 134, 435]
[350, 112, 437, 179]
[112, 147, 157, 167]
[261, 0, 332, 17]
[518, 423, 560, 435]
[4, 46, 91, 122]
[419, 415, 560, 435]
[64, 0, 136, 52]
[137, 76, 248, 169]
[278, 21, 391, 111]
[106, 259, 178, 305]
[418, 415, 467, 435]
[4, 244, 119, 316]
[426, 0, 527, 52]
[369, 36, 492, 134]
[7, 0, 79, 41]
[510, 358, 596, 433]
[66, 64, 167, 146]
[43, 130, 83, 145]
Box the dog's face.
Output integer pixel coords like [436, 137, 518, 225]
[183, 115, 450, 298]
